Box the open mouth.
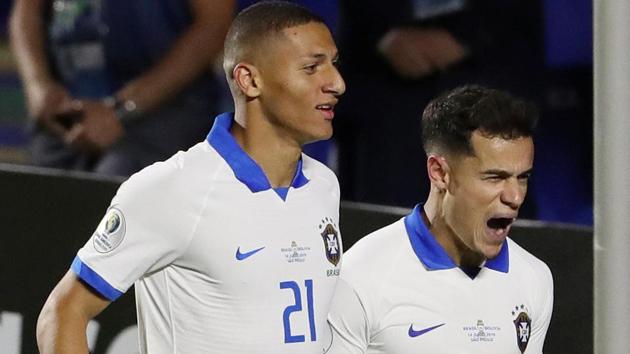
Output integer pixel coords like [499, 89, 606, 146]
[485, 217, 514, 240]
[487, 217, 513, 230]
[316, 104, 333, 111]
[316, 103, 336, 119]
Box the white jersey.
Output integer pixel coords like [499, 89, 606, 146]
[327, 205, 553, 354]
[72, 113, 343, 353]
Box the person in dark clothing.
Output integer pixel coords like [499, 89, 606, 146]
[10, 0, 235, 176]
[335, 0, 543, 218]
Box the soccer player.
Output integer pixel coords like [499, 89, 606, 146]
[326, 86, 553, 354]
[36, 2, 345, 353]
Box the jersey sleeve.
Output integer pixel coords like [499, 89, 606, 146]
[527, 262, 554, 353]
[326, 278, 370, 354]
[72, 161, 200, 301]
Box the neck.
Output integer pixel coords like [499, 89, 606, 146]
[424, 188, 485, 267]
[232, 109, 302, 188]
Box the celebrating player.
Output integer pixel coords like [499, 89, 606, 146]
[36, 2, 345, 353]
[326, 86, 553, 354]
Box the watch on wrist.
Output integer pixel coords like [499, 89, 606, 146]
[104, 96, 140, 124]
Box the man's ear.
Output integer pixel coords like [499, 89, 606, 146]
[427, 154, 450, 192]
[233, 63, 261, 98]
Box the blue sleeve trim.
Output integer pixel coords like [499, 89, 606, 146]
[71, 256, 124, 301]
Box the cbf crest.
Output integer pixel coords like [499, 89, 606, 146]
[319, 217, 340, 266]
[512, 304, 532, 353]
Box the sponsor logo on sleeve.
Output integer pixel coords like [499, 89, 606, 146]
[93, 207, 126, 253]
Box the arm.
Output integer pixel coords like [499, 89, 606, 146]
[9, 0, 78, 136]
[65, 0, 235, 152]
[377, 0, 539, 80]
[377, 27, 468, 79]
[114, 0, 235, 112]
[37, 271, 110, 354]
[326, 278, 370, 354]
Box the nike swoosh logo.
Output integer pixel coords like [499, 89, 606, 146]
[236, 246, 265, 261]
[408, 323, 445, 338]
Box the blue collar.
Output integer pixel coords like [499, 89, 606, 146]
[404, 204, 509, 274]
[206, 113, 309, 200]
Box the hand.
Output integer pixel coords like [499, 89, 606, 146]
[64, 100, 124, 154]
[24, 80, 81, 137]
[377, 28, 468, 79]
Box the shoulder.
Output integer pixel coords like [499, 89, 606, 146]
[115, 141, 221, 209]
[335, 218, 410, 326]
[341, 218, 408, 285]
[301, 153, 339, 193]
[507, 238, 553, 286]
[506, 238, 554, 325]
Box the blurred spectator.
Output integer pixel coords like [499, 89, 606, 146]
[334, 0, 544, 218]
[9, 0, 234, 176]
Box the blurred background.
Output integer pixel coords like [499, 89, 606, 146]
[0, 0, 593, 225]
[0, 1, 596, 353]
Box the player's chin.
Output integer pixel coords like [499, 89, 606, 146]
[303, 126, 333, 144]
[319, 128, 333, 141]
[480, 241, 504, 260]
[319, 119, 334, 137]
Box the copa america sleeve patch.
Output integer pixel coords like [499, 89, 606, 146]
[92, 207, 126, 253]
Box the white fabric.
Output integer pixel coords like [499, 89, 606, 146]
[76, 141, 342, 353]
[327, 218, 553, 354]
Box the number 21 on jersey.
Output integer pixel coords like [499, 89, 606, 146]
[280, 279, 316, 343]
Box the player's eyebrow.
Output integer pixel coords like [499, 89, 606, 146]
[481, 168, 533, 178]
[304, 51, 339, 62]
[481, 170, 511, 178]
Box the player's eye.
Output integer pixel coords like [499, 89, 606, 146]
[303, 64, 318, 73]
[483, 175, 501, 181]
[518, 174, 531, 185]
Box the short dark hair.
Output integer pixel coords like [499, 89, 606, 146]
[421, 85, 538, 156]
[223, 1, 325, 78]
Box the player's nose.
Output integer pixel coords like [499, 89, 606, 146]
[324, 65, 345, 97]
